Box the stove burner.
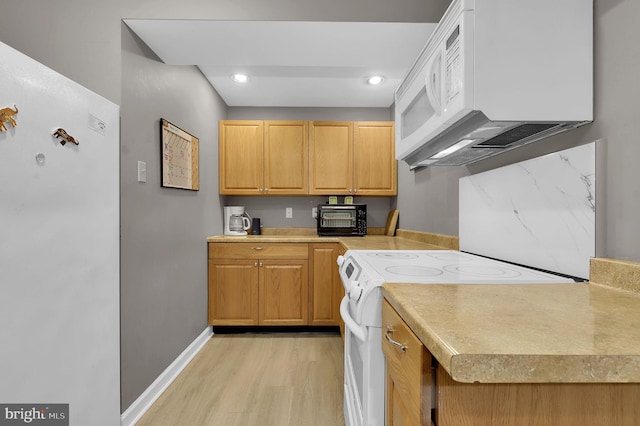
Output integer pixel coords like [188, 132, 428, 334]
[424, 252, 475, 262]
[367, 252, 419, 260]
[385, 265, 443, 277]
[443, 264, 522, 278]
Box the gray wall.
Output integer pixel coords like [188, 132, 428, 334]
[395, 1, 640, 262]
[119, 26, 227, 408]
[0, 0, 451, 413]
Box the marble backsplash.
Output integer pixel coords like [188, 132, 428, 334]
[459, 143, 595, 279]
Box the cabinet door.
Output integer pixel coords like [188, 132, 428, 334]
[264, 121, 308, 195]
[309, 243, 340, 326]
[354, 121, 397, 195]
[219, 120, 264, 195]
[208, 259, 259, 325]
[387, 372, 418, 426]
[259, 260, 309, 325]
[382, 300, 432, 426]
[309, 121, 353, 195]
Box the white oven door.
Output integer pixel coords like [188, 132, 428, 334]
[344, 326, 364, 426]
[341, 296, 385, 426]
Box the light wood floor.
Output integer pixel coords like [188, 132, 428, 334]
[137, 332, 345, 426]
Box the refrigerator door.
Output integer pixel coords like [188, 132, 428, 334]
[0, 42, 120, 425]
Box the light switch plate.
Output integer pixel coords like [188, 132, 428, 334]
[137, 161, 146, 183]
[286, 207, 293, 218]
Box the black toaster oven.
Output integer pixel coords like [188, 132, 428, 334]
[317, 204, 367, 236]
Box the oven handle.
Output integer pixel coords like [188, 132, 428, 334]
[340, 295, 367, 342]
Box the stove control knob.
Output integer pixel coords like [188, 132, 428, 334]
[336, 255, 345, 266]
[349, 282, 363, 301]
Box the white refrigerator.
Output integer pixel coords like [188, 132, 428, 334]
[0, 41, 120, 424]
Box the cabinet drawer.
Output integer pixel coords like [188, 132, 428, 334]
[382, 299, 431, 426]
[209, 242, 309, 259]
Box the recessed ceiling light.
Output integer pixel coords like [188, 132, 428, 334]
[232, 74, 248, 83]
[367, 76, 384, 85]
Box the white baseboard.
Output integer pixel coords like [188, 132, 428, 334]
[121, 327, 213, 426]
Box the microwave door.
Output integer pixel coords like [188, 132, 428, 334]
[426, 49, 443, 119]
[396, 49, 449, 160]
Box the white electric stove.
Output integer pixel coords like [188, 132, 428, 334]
[337, 249, 574, 426]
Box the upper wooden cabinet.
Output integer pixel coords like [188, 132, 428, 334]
[219, 120, 308, 195]
[219, 120, 263, 195]
[309, 121, 354, 194]
[309, 121, 396, 196]
[264, 121, 309, 195]
[219, 120, 395, 196]
[354, 122, 397, 196]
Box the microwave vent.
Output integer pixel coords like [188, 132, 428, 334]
[428, 121, 577, 166]
[474, 123, 559, 148]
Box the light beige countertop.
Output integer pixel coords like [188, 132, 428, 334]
[382, 281, 640, 384]
[206, 228, 457, 251]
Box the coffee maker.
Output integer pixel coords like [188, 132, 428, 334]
[223, 206, 251, 236]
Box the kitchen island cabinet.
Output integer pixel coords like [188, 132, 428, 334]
[382, 300, 433, 426]
[208, 242, 308, 325]
[219, 120, 308, 195]
[382, 281, 640, 425]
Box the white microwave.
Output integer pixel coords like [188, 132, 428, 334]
[395, 0, 593, 168]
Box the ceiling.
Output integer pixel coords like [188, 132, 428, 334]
[124, 20, 436, 108]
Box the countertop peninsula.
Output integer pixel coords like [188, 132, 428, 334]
[383, 279, 640, 384]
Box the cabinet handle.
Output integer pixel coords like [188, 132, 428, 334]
[259, 262, 263, 267]
[253, 247, 264, 251]
[254, 262, 258, 267]
[385, 325, 407, 352]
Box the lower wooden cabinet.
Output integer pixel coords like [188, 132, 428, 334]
[309, 243, 342, 326]
[208, 259, 259, 325]
[259, 259, 308, 325]
[208, 243, 308, 326]
[209, 242, 345, 328]
[382, 300, 433, 426]
[435, 367, 640, 426]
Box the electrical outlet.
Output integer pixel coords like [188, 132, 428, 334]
[312, 207, 317, 219]
[137, 161, 147, 183]
[286, 207, 293, 218]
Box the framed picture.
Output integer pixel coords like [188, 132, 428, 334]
[160, 118, 199, 190]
